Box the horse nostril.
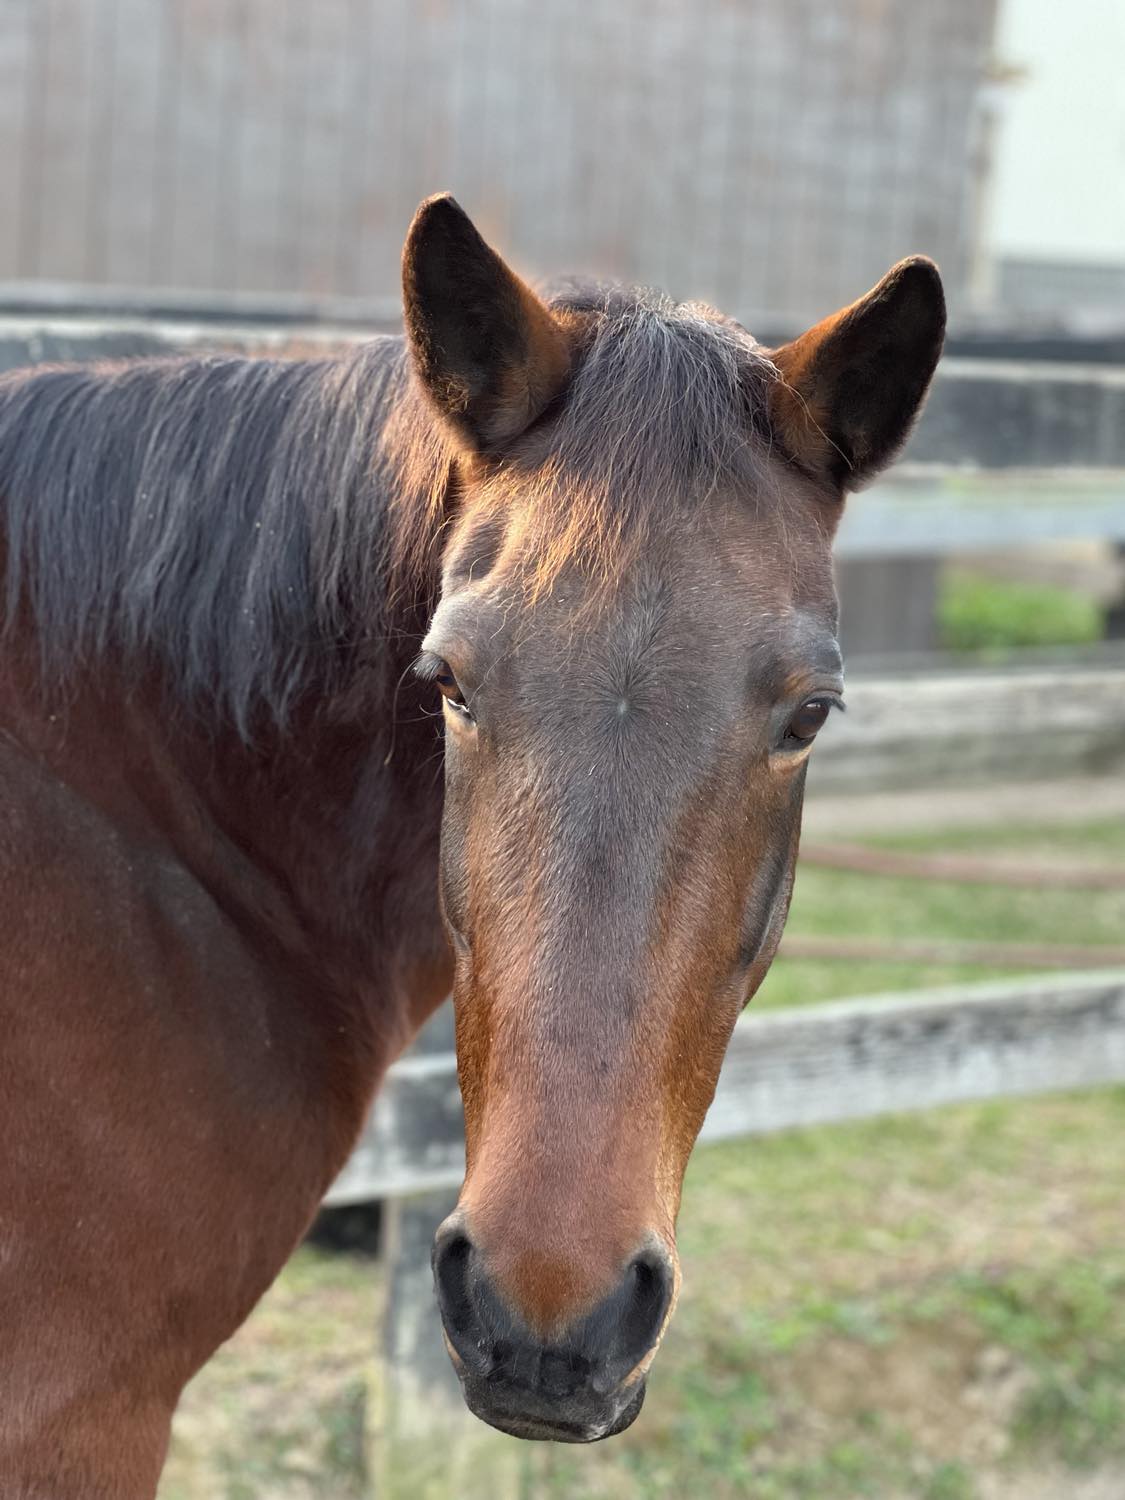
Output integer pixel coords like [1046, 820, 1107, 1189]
[617, 1248, 674, 1366]
[432, 1229, 476, 1342]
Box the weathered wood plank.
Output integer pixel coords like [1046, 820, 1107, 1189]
[700, 971, 1125, 1141]
[838, 467, 1125, 557]
[330, 1049, 465, 1204]
[810, 662, 1125, 792]
[369, 1186, 522, 1499]
[367, 1007, 522, 1499]
[325, 971, 1125, 1204]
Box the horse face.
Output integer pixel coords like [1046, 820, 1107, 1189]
[422, 510, 838, 1440]
[403, 194, 943, 1441]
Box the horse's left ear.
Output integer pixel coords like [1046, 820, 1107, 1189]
[402, 193, 573, 452]
[767, 257, 945, 491]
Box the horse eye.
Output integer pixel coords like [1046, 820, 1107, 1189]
[785, 697, 832, 743]
[434, 662, 468, 710]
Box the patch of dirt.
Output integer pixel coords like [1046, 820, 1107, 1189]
[978, 1467, 1125, 1500]
[776, 1320, 1034, 1467]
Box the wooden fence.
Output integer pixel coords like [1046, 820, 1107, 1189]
[329, 964, 1125, 1207]
[807, 658, 1125, 791]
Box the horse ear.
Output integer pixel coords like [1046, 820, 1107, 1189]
[402, 194, 572, 452]
[767, 257, 945, 491]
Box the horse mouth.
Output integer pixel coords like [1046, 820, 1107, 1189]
[459, 1376, 647, 1443]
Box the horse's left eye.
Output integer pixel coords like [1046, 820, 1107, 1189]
[785, 697, 832, 743]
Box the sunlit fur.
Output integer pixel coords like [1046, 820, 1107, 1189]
[487, 283, 783, 599]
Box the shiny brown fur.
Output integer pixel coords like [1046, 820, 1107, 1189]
[0, 193, 943, 1488]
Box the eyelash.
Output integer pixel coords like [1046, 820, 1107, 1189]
[416, 654, 473, 718]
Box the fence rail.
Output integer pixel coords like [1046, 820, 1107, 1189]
[809, 660, 1125, 791]
[327, 971, 1125, 1207]
[838, 468, 1125, 556]
[5, 313, 1125, 472]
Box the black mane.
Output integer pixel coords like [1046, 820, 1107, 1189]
[0, 337, 444, 732]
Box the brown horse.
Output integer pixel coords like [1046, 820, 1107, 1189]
[0, 195, 943, 1493]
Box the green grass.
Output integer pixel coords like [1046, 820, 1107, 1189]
[939, 570, 1103, 655]
[755, 818, 1125, 1010]
[865, 821, 1125, 862]
[162, 1088, 1125, 1500]
[535, 1089, 1125, 1499]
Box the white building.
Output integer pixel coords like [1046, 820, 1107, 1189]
[985, 0, 1125, 325]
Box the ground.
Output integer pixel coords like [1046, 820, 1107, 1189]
[159, 809, 1124, 1499]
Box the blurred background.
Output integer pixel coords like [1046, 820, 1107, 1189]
[2, 2, 1122, 1497]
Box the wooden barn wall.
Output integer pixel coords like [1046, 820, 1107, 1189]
[0, 0, 998, 325]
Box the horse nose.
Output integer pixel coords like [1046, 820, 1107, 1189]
[432, 1218, 674, 1439]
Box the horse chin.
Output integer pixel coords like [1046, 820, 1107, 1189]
[458, 1375, 647, 1444]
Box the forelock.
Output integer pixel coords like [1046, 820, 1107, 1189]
[481, 282, 782, 596]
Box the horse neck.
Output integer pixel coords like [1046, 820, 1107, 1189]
[156, 394, 452, 1020]
[180, 624, 449, 1020]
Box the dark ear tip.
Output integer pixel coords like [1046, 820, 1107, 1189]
[412, 190, 464, 222]
[885, 256, 946, 318]
[405, 192, 478, 255]
[894, 253, 941, 277]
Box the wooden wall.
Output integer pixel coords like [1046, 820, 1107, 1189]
[0, 0, 998, 326]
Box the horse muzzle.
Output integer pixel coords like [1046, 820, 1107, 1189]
[432, 1216, 673, 1442]
[456, 1365, 648, 1444]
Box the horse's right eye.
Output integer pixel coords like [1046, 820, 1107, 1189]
[434, 662, 469, 712]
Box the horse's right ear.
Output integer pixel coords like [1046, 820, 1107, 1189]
[402, 194, 572, 453]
